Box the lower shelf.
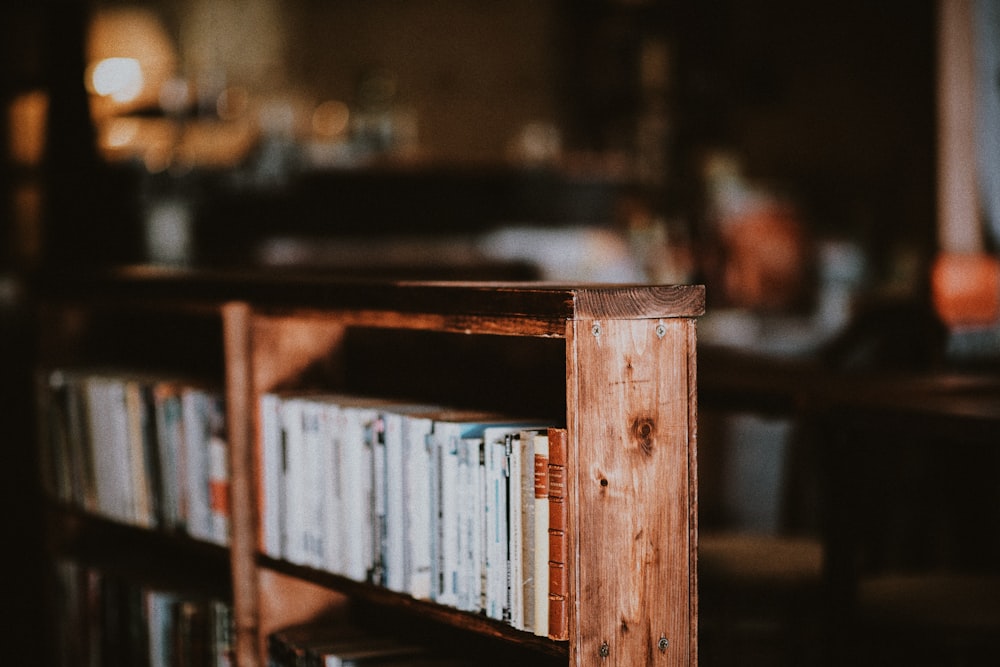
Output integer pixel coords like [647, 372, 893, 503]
[258, 554, 568, 662]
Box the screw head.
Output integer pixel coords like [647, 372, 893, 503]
[592, 323, 602, 337]
[658, 636, 669, 652]
[655, 323, 667, 339]
[599, 641, 610, 658]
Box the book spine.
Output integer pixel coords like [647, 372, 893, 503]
[182, 388, 213, 543]
[280, 398, 305, 564]
[207, 393, 230, 547]
[321, 401, 344, 576]
[507, 433, 523, 629]
[259, 393, 283, 557]
[532, 430, 550, 638]
[382, 411, 405, 593]
[404, 416, 434, 600]
[436, 430, 460, 607]
[484, 437, 508, 621]
[154, 383, 183, 534]
[455, 436, 483, 612]
[519, 430, 538, 634]
[546, 427, 569, 641]
[370, 414, 387, 587]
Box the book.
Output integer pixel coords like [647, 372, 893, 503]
[35, 370, 71, 504]
[315, 641, 425, 667]
[425, 412, 540, 610]
[546, 427, 569, 641]
[182, 386, 216, 542]
[516, 428, 546, 634]
[482, 428, 509, 622]
[487, 421, 547, 625]
[379, 403, 442, 595]
[123, 377, 156, 528]
[205, 392, 230, 547]
[153, 380, 185, 533]
[146, 589, 181, 667]
[399, 408, 438, 600]
[288, 397, 329, 568]
[507, 432, 524, 630]
[328, 395, 394, 582]
[456, 436, 484, 613]
[83, 374, 134, 524]
[531, 429, 550, 638]
[259, 392, 286, 558]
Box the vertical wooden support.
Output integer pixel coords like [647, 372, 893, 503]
[222, 301, 260, 667]
[568, 317, 695, 666]
[937, 0, 979, 253]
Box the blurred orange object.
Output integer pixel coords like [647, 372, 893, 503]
[720, 203, 812, 312]
[931, 252, 1000, 327]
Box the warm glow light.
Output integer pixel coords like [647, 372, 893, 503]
[86, 7, 177, 116]
[103, 117, 141, 148]
[90, 57, 144, 103]
[9, 90, 48, 166]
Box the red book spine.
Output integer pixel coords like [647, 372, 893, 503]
[546, 427, 568, 641]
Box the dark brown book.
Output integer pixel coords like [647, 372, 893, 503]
[546, 427, 569, 641]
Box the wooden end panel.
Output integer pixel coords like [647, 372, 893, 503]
[223, 302, 260, 667]
[227, 310, 349, 666]
[569, 317, 694, 666]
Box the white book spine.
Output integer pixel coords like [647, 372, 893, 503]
[299, 399, 327, 567]
[484, 436, 508, 621]
[259, 393, 284, 558]
[405, 416, 434, 600]
[383, 411, 406, 593]
[338, 406, 377, 582]
[184, 388, 215, 542]
[458, 437, 484, 613]
[370, 414, 387, 586]
[280, 398, 306, 564]
[87, 376, 133, 524]
[507, 433, 523, 629]
[436, 427, 460, 607]
[321, 400, 344, 575]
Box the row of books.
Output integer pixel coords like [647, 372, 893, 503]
[259, 393, 569, 640]
[53, 559, 234, 667]
[269, 621, 470, 667]
[37, 369, 230, 546]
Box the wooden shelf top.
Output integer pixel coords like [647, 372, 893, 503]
[32, 265, 705, 322]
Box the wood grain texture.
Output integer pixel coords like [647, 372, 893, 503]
[569, 317, 693, 666]
[686, 319, 699, 666]
[37, 267, 704, 325]
[245, 312, 351, 664]
[223, 302, 260, 667]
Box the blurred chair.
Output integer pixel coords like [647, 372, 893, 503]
[697, 409, 826, 666]
[822, 392, 1000, 666]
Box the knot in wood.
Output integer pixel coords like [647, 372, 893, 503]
[630, 416, 655, 456]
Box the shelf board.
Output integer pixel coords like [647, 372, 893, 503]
[33, 266, 705, 337]
[45, 503, 233, 599]
[257, 554, 568, 660]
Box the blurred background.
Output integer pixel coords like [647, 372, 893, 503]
[3, 0, 941, 293]
[3, 1, 1000, 665]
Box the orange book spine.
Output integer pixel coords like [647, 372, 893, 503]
[546, 427, 568, 641]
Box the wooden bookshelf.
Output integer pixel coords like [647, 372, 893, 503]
[34, 267, 704, 666]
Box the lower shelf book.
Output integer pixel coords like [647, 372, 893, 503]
[52, 559, 234, 667]
[268, 620, 474, 666]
